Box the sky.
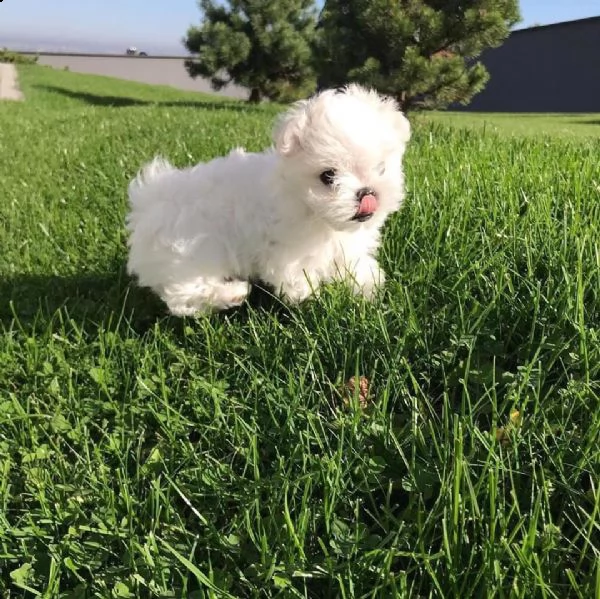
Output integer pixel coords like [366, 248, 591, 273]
[0, 0, 599, 54]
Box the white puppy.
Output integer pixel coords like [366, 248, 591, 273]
[126, 84, 411, 316]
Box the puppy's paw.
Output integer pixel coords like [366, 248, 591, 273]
[263, 269, 321, 305]
[163, 278, 250, 316]
[276, 278, 320, 304]
[279, 283, 316, 304]
[349, 259, 385, 300]
[165, 298, 210, 317]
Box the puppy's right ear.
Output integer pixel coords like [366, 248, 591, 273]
[273, 99, 309, 156]
[395, 111, 411, 145]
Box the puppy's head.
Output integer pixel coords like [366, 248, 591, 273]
[273, 84, 411, 231]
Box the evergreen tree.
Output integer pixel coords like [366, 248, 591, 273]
[184, 0, 318, 103]
[316, 0, 520, 110]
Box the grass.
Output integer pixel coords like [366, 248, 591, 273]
[0, 49, 39, 65]
[0, 64, 599, 598]
[420, 110, 600, 139]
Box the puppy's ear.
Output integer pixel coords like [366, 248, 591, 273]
[273, 99, 309, 156]
[394, 111, 411, 145]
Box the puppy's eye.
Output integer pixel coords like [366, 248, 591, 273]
[319, 169, 336, 186]
[377, 162, 386, 175]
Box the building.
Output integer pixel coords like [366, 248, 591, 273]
[463, 16, 600, 112]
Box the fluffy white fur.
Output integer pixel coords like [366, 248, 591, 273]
[126, 84, 411, 316]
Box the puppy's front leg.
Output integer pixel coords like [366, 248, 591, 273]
[266, 268, 320, 304]
[337, 255, 385, 300]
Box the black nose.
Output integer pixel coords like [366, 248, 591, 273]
[356, 187, 375, 201]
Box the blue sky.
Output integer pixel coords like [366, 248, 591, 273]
[0, 0, 599, 54]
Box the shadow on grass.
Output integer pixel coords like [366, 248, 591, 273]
[34, 84, 265, 112]
[0, 266, 288, 336]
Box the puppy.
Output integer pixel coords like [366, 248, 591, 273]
[126, 84, 411, 316]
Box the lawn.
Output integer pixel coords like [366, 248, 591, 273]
[1, 65, 599, 598]
[421, 110, 600, 139]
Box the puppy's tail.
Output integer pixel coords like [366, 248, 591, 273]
[128, 156, 175, 206]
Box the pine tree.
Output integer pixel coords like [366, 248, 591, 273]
[316, 0, 520, 110]
[184, 0, 318, 103]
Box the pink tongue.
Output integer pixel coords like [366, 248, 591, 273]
[357, 194, 378, 216]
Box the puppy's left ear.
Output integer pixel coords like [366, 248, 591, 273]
[273, 99, 309, 156]
[395, 111, 411, 145]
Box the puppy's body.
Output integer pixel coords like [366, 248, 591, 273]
[126, 85, 411, 316]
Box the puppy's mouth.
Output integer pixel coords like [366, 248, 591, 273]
[352, 191, 378, 222]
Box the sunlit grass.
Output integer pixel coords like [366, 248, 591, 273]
[0, 65, 598, 598]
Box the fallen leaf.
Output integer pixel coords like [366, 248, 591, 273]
[495, 408, 523, 446]
[510, 409, 522, 427]
[340, 376, 371, 409]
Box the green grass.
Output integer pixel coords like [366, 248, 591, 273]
[420, 110, 600, 138]
[1, 65, 599, 598]
[0, 49, 39, 65]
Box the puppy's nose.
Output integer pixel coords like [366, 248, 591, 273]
[356, 187, 376, 201]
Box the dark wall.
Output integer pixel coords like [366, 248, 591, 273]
[464, 18, 600, 112]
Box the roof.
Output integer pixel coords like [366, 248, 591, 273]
[512, 15, 600, 35]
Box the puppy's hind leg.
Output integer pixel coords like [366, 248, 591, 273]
[161, 277, 250, 316]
